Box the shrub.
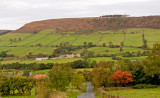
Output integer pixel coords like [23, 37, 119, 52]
[132, 84, 158, 89]
[111, 70, 133, 87]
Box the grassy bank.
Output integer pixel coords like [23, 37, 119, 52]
[107, 87, 160, 98]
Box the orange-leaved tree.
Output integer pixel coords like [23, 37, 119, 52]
[111, 70, 133, 87]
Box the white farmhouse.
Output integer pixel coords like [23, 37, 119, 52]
[36, 57, 49, 61]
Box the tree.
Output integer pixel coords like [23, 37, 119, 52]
[13, 38, 16, 42]
[36, 79, 51, 98]
[18, 37, 21, 42]
[49, 65, 74, 91]
[102, 43, 106, 47]
[88, 42, 94, 47]
[111, 70, 133, 87]
[142, 43, 160, 84]
[0, 76, 35, 95]
[10, 39, 13, 42]
[108, 41, 113, 48]
[132, 62, 146, 84]
[92, 67, 113, 88]
[142, 39, 148, 49]
[142, 31, 148, 49]
[0, 73, 5, 96]
[71, 73, 85, 89]
[120, 41, 123, 52]
[33, 31, 37, 34]
[23, 68, 30, 77]
[83, 42, 87, 47]
[92, 61, 114, 88]
[145, 43, 160, 76]
[120, 47, 123, 52]
[0, 51, 7, 57]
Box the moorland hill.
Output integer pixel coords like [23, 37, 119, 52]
[12, 16, 160, 34]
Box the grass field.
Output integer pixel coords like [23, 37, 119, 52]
[0, 58, 83, 64]
[107, 87, 160, 98]
[0, 28, 160, 58]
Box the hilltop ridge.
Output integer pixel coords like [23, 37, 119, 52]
[12, 16, 160, 33]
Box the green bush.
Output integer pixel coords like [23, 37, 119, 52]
[132, 84, 158, 89]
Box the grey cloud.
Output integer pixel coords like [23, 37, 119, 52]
[0, 0, 159, 30]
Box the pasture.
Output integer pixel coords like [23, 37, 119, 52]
[0, 28, 160, 62]
[107, 87, 160, 98]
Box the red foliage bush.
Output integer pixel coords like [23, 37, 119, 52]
[111, 70, 133, 86]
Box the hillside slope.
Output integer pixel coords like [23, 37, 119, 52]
[13, 16, 160, 33]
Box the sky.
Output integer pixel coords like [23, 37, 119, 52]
[0, 0, 160, 30]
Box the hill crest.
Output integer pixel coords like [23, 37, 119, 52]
[12, 16, 160, 33]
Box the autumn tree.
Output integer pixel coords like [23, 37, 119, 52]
[111, 70, 133, 87]
[49, 65, 74, 91]
[92, 67, 112, 88]
[142, 43, 160, 84]
[71, 73, 85, 89]
[92, 61, 114, 88]
[0, 76, 35, 95]
[36, 79, 51, 98]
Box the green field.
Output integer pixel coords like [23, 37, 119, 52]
[0, 55, 146, 64]
[0, 28, 160, 61]
[0, 58, 83, 64]
[107, 87, 160, 98]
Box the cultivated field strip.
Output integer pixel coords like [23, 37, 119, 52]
[96, 34, 104, 45]
[0, 33, 33, 46]
[3, 34, 36, 47]
[71, 35, 81, 44]
[50, 35, 79, 46]
[2, 47, 40, 56]
[22, 34, 50, 46]
[32, 47, 54, 55]
[31, 35, 65, 54]
[124, 33, 143, 47]
[73, 34, 102, 45]
[28, 34, 62, 46]
[98, 34, 124, 45]
[46, 35, 64, 46]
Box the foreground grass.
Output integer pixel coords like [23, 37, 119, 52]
[107, 87, 160, 98]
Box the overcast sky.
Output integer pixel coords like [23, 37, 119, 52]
[0, 0, 160, 30]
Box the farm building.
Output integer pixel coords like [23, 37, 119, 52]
[59, 55, 66, 58]
[66, 54, 75, 58]
[33, 74, 47, 79]
[75, 54, 81, 57]
[65, 54, 81, 58]
[36, 57, 49, 61]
